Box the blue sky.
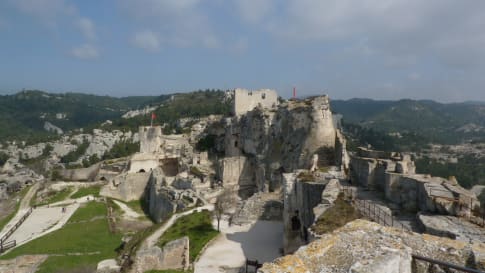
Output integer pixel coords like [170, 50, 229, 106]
[1, 0, 485, 102]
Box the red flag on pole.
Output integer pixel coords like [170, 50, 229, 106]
[151, 112, 156, 127]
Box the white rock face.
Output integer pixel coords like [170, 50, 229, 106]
[43, 121, 63, 135]
[122, 106, 157, 119]
[55, 113, 67, 119]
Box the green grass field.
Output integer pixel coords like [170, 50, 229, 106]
[71, 185, 101, 199]
[0, 201, 122, 273]
[158, 210, 218, 262]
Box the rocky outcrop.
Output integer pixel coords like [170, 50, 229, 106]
[418, 213, 485, 243]
[96, 259, 120, 273]
[260, 219, 485, 273]
[43, 121, 63, 135]
[219, 95, 343, 198]
[146, 168, 200, 223]
[133, 236, 189, 273]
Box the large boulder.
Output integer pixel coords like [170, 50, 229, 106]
[417, 213, 485, 243]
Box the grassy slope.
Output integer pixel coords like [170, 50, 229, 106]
[158, 210, 218, 262]
[0, 202, 122, 273]
[312, 194, 360, 235]
[70, 186, 101, 199]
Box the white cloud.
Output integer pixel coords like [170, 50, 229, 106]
[120, 0, 218, 49]
[132, 30, 160, 52]
[77, 17, 96, 40]
[247, 0, 485, 69]
[70, 44, 99, 60]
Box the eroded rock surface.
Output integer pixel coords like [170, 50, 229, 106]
[259, 219, 485, 273]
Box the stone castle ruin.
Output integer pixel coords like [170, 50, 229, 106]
[233, 88, 278, 116]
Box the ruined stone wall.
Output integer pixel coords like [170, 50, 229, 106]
[128, 157, 159, 173]
[134, 237, 189, 273]
[282, 172, 327, 254]
[145, 168, 178, 223]
[139, 126, 163, 153]
[233, 88, 278, 116]
[100, 172, 150, 201]
[59, 163, 101, 181]
[377, 163, 480, 216]
[295, 180, 327, 229]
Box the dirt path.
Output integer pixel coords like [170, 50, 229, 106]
[112, 200, 141, 219]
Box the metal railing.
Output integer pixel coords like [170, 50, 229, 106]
[413, 254, 485, 273]
[0, 240, 16, 253]
[341, 186, 484, 273]
[0, 207, 33, 246]
[341, 186, 409, 231]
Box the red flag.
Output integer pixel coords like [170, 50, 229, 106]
[151, 112, 156, 120]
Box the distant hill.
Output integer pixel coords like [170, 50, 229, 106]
[0, 90, 165, 143]
[0, 89, 231, 143]
[106, 89, 232, 133]
[331, 98, 485, 148]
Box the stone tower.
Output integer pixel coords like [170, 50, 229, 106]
[139, 126, 163, 153]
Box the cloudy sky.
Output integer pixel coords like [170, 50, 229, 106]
[1, 0, 484, 102]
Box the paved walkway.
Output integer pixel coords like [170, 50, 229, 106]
[8, 204, 79, 247]
[194, 218, 283, 273]
[113, 200, 141, 219]
[0, 183, 40, 239]
[0, 190, 97, 253]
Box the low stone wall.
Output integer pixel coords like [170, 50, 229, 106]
[59, 163, 101, 181]
[133, 237, 189, 273]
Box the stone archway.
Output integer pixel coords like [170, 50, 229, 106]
[138, 169, 146, 173]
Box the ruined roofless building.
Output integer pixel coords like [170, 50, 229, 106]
[233, 88, 278, 116]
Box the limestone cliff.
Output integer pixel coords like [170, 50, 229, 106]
[219, 95, 343, 197]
